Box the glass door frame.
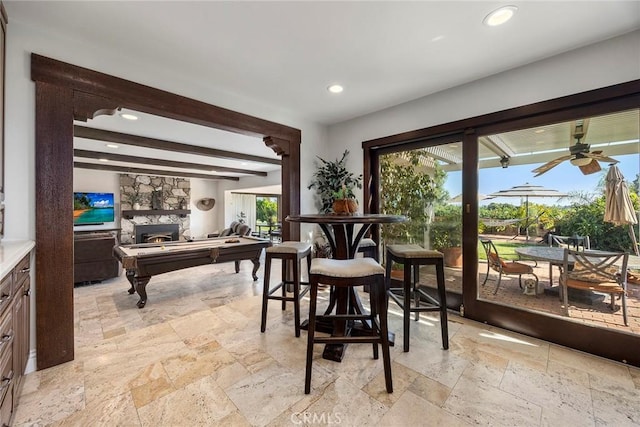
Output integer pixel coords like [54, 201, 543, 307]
[362, 80, 640, 366]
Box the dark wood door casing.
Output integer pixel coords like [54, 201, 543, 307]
[32, 54, 301, 369]
[362, 80, 640, 367]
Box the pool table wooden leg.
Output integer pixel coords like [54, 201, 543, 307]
[250, 257, 260, 281]
[234, 261, 241, 274]
[125, 270, 151, 308]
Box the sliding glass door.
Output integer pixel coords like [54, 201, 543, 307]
[363, 82, 640, 365]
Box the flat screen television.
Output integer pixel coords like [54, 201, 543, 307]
[73, 192, 115, 225]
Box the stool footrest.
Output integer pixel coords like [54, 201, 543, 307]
[313, 336, 382, 345]
[267, 282, 310, 300]
[388, 287, 442, 311]
[316, 314, 372, 322]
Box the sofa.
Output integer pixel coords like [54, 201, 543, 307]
[74, 232, 120, 284]
[208, 221, 252, 238]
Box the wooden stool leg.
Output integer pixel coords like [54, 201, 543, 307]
[436, 261, 449, 350]
[281, 258, 287, 310]
[370, 281, 379, 360]
[377, 276, 393, 393]
[293, 256, 301, 337]
[305, 280, 318, 394]
[403, 262, 411, 352]
[260, 254, 272, 333]
[413, 263, 420, 322]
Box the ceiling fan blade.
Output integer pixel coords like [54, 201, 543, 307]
[578, 159, 601, 175]
[584, 151, 619, 164]
[531, 155, 571, 177]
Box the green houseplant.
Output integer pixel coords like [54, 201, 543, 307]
[429, 206, 463, 267]
[379, 149, 447, 246]
[308, 149, 363, 214]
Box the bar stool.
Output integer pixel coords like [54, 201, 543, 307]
[385, 244, 448, 352]
[305, 257, 392, 394]
[261, 241, 312, 337]
[357, 237, 378, 260]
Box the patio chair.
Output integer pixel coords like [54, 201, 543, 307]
[560, 249, 629, 326]
[547, 233, 591, 285]
[480, 239, 539, 295]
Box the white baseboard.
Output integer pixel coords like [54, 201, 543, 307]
[24, 349, 37, 375]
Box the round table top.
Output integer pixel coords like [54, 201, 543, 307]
[286, 213, 406, 225]
[515, 245, 640, 270]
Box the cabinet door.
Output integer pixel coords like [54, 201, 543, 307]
[12, 277, 29, 391]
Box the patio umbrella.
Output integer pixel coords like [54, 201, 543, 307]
[487, 183, 567, 240]
[605, 164, 639, 256]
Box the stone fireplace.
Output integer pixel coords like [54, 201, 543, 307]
[120, 174, 190, 244]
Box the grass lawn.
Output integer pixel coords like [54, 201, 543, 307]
[478, 239, 537, 261]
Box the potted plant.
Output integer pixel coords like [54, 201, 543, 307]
[123, 191, 147, 210]
[429, 216, 463, 268]
[308, 149, 362, 214]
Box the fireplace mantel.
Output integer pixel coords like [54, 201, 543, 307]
[122, 209, 190, 219]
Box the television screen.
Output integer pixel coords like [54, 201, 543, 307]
[73, 192, 115, 225]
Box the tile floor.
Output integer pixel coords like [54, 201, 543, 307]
[15, 257, 640, 426]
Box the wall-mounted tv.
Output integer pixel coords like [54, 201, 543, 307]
[73, 192, 115, 225]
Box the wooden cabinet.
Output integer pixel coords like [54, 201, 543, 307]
[0, 251, 31, 426]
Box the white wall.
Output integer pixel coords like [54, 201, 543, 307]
[326, 30, 640, 203]
[6, 13, 638, 372]
[189, 179, 218, 239]
[4, 18, 327, 371]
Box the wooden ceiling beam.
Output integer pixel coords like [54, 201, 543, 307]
[73, 149, 267, 176]
[73, 162, 240, 181]
[74, 125, 281, 165]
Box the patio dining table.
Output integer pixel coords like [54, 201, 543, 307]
[514, 246, 640, 299]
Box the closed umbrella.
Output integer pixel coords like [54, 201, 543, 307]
[605, 164, 639, 256]
[487, 183, 567, 240]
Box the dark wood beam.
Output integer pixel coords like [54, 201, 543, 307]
[73, 149, 267, 176]
[74, 162, 240, 181]
[74, 125, 281, 165]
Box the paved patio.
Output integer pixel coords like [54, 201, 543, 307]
[417, 242, 640, 335]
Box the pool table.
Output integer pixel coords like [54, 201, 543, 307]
[113, 236, 272, 308]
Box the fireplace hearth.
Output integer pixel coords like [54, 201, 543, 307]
[135, 224, 179, 244]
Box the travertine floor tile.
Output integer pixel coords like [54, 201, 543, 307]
[16, 259, 640, 426]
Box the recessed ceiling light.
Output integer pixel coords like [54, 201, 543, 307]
[120, 113, 139, 121]
[106, 143, 119, 148]
[327, 84, 344, 94]
[483, 5, 518, 27]
[534, 129, 546, 134]
[98, 158, 109, 162]
[431, 35, 445, 42]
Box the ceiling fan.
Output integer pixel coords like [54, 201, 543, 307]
[531, 119, 618, 177]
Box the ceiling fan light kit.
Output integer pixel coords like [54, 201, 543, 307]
[531, 118, 619, 177]
[570, 157, 592, 167]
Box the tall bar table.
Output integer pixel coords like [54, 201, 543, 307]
[286, 213, 406, 361]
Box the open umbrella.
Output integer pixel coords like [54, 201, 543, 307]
[487, 183, 567, 240]
[605, 164, 639, 256]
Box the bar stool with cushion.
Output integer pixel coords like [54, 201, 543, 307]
[261, 241, 312, 337]
[357, 237, 378, 260]
[305, 257, 392, 394]
[385, 244, 449, 352]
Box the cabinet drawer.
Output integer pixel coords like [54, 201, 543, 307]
[0, 277, 10, 318]
[0, 312, 12, 359]
[0, 332, 14, 408]
[13, 255, 30, 289]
